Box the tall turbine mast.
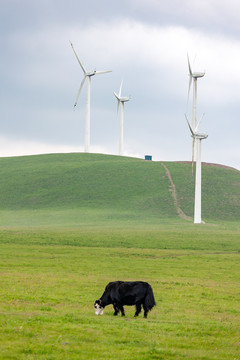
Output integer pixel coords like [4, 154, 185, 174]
[113, 80, 130, 156]
[185, 116, 208, 224]
[70, 41, 112, 152]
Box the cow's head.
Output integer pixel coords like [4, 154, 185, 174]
[94, 300, 104, 315]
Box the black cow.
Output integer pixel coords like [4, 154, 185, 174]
[94, 281, 156, 318]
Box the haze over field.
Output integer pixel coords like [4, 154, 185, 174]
[1, 0, 240, 170]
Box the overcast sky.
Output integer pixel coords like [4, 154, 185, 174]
[1, 0, 240, 170]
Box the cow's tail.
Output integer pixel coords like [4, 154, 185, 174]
[145, 284, 156, 310]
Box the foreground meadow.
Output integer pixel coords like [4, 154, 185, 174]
[0, 223, 239, 360]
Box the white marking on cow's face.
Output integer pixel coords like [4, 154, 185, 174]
[94, 303, 104, 315]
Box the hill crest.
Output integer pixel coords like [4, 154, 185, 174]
[0, 153, 239, 224]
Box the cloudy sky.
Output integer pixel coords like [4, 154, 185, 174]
[1, 0, 240, 169]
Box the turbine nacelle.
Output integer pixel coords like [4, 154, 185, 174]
[194, 133, 208, 140]
[192, 72, 205, 79]
[113, 92, 130, 103]
[187, 54, 205, 79]
[185, 114, 208, 140]
[121, 96, 130, 102]
[87, 71, 97, 77]
[70, 41, 112, 109]
[187, 54, 205, 100]
[113, 80, 131, 103]
[88, 70, 112, 77]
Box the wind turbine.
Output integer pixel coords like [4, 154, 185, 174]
[187, 54, 205, 161]
[185, 115, 208, 224]
[113, 80, 130, 155]
[70, 41, 112, 153]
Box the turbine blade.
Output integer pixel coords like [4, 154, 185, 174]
[117, 100, 120, 115]
[188, 76, 192, 102]
[191, 138, 195, 176]
[187, 54, 193, 102]
[73, 76, 86, 109]
[119, 79, 123, 97]
[187, 53, 192, 77]
[94, 70, 112, 75]
[113, 91, 120, 100]
[185, 114, 195, 136]
[69, 41, 87, 75]
[195, 113, 205, 132]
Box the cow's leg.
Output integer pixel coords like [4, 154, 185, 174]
[113, 304, 119, 316]
[143, 304, 148, 318]
[119, 305, 125, 316]
[134, 302, 142, 317]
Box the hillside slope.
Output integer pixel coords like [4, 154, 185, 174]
[166, 162, 240, 221]
[0, 153, 239, 223]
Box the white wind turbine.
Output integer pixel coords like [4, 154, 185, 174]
[185, 115, 208, 224]
[113, 80, 130, 156]
[187, 54, 205, 161]
[70, 41, 112, 153]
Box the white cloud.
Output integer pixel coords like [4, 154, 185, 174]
[67, 21, 240, 102]
[8, 19, 240, 101]
[0, 136, 81, 157]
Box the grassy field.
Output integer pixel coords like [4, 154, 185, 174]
[0, 153, 239, 359]
[0, 223, 240, 360]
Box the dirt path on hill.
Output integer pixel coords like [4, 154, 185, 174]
[161, 163, 192, 221]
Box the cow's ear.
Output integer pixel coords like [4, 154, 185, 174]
[99, 300, 102, 306]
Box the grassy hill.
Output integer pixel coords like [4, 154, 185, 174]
[0, 153, 239, 226]
[1, 154, 240, 360]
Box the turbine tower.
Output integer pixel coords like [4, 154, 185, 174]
[113, 80, 130, 155]
[187, 54, 205, 160]
[70, 41, 112, 152]
[185, 115, 208, 224]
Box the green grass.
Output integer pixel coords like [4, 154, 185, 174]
[0, 222, 240, 251]
[0, 153, 239, 359]
[0, 154, 174, 217]
[166, 162, 240, 221]
[0, 153, 239, 225]
[0, 225, 239, 359]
